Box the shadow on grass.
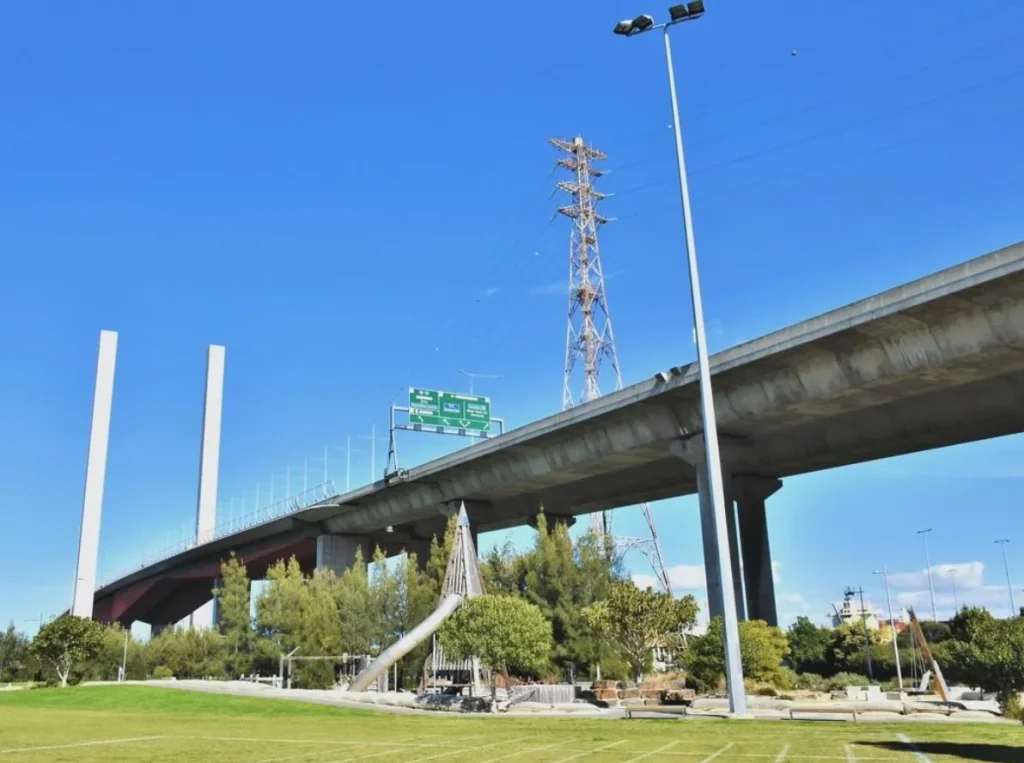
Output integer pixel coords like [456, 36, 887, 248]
[864, 741, 1024, 763]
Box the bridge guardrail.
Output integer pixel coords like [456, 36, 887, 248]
[97, 480, 338, 588]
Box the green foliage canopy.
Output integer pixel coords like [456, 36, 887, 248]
[438, 594, 551, 701]
[683, 616, 790, 691]
[30, 614, 104, 687]
[582, 581, 698, 682]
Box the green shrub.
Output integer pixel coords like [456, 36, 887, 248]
[827, 672, 870, 691]
[1000, 692, 1024, 722]
[152, 665, 173, 679]
[794, 672, 827, 691]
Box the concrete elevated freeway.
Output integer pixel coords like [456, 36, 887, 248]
[94, 240, 1024, 629]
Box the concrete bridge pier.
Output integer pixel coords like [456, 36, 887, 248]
[404, 538, 431, 571]
[734, 476, 781, 626]
[316, 534, 370, 575]
[672, 438, 782, 627]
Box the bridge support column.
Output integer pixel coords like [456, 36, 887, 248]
[316, 534, 369, 575]
[672, 438, 781, 627]
[151, 623, 173, 636]
[405, 539, 431, 571]
[697, 469, 743, 623]
[734, 477, 782, 626]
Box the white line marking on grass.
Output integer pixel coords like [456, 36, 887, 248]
[0, 736, 169, 755]
[624, 740, 681, 762]
[252, 745, 356, 763]
[699, 743, 736, 763]
[252, 735, 445, 763]
[844, 745, 856, 763]
[374, 736, 529, 763]
[479, 740, 570, 763]
[551, 739, 627, 763]
[775, 744, 791, 763]
[896, 734, 933, 763]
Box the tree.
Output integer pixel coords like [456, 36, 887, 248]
[826, 622, 880, 675]
[0, 623, 31, 683]
[481, 540, 522, 596]
[30, 614, 104, 687]
[682, 617, 790, 692]
[215, 552, 253, 677]
[945, 613, 1024, 717]
[149, 626, 226, 679]
[583, 581, 698, 682]
[438, 595, 551, 707]
[256, 556, 342, 688]
[333, 548, 373, 656]
[369, 546, 402, 655]
[78, 623, 149, 682]
[786, 616, 830, 675]
[517, 512, 622, 678]
[425, 515, 458, 591]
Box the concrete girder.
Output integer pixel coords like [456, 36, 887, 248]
[94, 242, 1024, 619]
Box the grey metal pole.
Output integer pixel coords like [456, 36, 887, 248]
[347, 435, 351, 492]
[876, 566, 903, 691]
[663, 26, 746, 714]
[370, 424, 376, 482]
[918, 529, 938, 621]
[996, 540, 1016, 615]
[121, 629, 129, 682]
[950, 567, 959, 612]
[856, 586, 873, 679]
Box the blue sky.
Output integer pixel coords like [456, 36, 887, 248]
[1, 0, 1022, 634]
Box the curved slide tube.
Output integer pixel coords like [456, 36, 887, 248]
[348, 593, 464, 692]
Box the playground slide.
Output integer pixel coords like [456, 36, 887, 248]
[347, 592, 464, 692]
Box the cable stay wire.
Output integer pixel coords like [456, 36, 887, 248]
[608, 64, 1024, 197]
[689, 0, 1018, 119]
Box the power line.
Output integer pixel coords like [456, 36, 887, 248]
[605, 18, 1024, 177]
[608, 66, 1024, 202]
[690, 28, 1024, 153]
[690, 0, 1018, 119]
[609, 100, 1024, 222]
[690, 65, 1024, 178]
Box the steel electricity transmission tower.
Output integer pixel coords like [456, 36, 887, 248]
[550, 135, 672, 595]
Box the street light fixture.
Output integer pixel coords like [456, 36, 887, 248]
[995, 539, 1016, 616]
[917, 528, 938, 621]
[611, 2, 748, 715]
[873, 566, 904, 691]
[669, 1, 706, 21]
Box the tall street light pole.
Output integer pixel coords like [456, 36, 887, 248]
[874, 566, 903, 691]
[613, 1, 747, 715]
[917, 528, 938, 621]
[995, 539, 1016, 616]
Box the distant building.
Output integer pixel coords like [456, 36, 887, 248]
[830, 589, 881, 630]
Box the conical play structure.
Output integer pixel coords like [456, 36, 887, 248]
[348, 502, 483, 693]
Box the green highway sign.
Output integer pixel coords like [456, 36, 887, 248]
[409, 387, 491, 431]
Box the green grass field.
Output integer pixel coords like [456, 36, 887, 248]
[0, 686, 1020, 762]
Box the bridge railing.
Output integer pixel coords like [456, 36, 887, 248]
[97, 480, 339, 588]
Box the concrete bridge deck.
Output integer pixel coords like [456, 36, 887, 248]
[94, 240, 1024, 627]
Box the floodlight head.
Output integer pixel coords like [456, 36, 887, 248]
[632, 14, 655, 32]
[668, 4, 689, 20]
[686, 0, 706, 16]
[613, 19, 634, 35]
